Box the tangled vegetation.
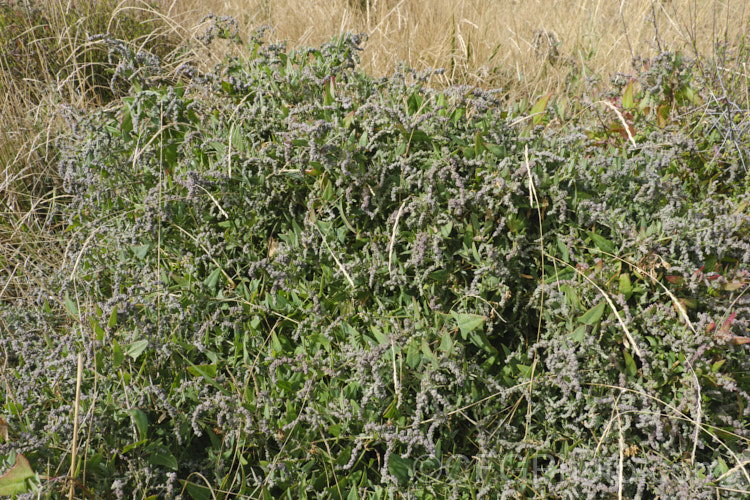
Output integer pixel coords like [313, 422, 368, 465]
[1, 9, 750, 500]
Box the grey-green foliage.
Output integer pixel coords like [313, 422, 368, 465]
[3, 26, 750, 499]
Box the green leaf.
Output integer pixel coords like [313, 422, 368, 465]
[619, 273, 632, 300]
[428, 269, 449, 282]
[271, 331, 283, 353]
[713, 456, 729, 477]
[323, 77, 335, 105]
[182, 480, 213, 500]
[439, 330, 454, 355]
[124, 340, 149, 361]
[588, 231, 614, 254]
[369, 326, 388, 345]
[148, 448, 178, 471]
[121, 107, 133, 139]
[530, 93, 551, 125]
[343, 110, 355, 129]
[382, 398, 399, 420]
[387, 454, 413, 485]
[0, 454, 35, 496]
[122, 439, 146, 453]
[90, 317, 105, 342]
[474, 130, 485, 156]
[570, 325, 586, 342]
[469, 330, 499, 356]
[131, 244, 151, 259]
[450, 312, 486, 340]
[129, 409, 149, 440]
[556, 236, 570, 262]
[108, 306, 118, 328]
[517, 364, 533, 378]
[406, 340, 421, 368]
[622, 80, 635, 109]
[187, 364, 217, 379]
[623, 351, 637, 377]
[421, 339, 434, 360]
[407, 90, 423, 115]
[112, 339, 124, 367]
[409, 128, 430, 143]
[64, 292, 79, 318]
[578, 300, 606, 326]
[203, 267, 222, 291]
[723, 281, 745, 291]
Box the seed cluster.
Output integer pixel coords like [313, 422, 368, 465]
[2, 26, 749, 498]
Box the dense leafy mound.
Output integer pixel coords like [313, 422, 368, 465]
[2, 28, 750, 498]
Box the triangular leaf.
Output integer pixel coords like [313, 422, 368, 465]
[588, 231, 614, 254]
[0, 454, 35, 496]
[570, 325, 586, 342]
[623, 350, 637, 377]
[148, 448, 178, 471]
[129, 409, 149, 440]
[187, 364, 217, 379]
[439, 331, 454, 355]
[203, 267, 222, 291]
[64, 292, 79, 318]
[181, 480, 213, 500]
[517, 364, 533, 377]
[530, 93, 551, 125]
[108, 305, 118, 328]
[578, 300, 606, 326]
[450, 312, 486, 339]
[124, 340, 149, 361]
[622, 80, 635, 109]
[387, 453, 413, 485]
[131, 244, 151, 259]
[619, 273, 632, 300]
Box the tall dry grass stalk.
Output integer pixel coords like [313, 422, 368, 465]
[163, 0, 750, 96]
[0, 0, 186, 301]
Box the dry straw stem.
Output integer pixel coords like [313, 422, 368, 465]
[589, 383, 750, 488]
[68, 352, 84, 500]
[0, 0, 188, 303]
[162, 0, 750, 95]
[544, 251, 643, 358]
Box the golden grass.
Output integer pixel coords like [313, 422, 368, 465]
[0, 0, 187, 300]
[163, 0, 750, 96]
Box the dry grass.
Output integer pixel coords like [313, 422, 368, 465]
[163, 0, 750, 96]
[0, 0, 188, 301]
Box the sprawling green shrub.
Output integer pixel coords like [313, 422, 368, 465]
[2, 26, 750, 498]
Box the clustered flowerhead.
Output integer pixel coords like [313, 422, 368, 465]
[2, 21, 749, 499]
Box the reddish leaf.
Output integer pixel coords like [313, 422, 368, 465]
[0, 454, 35, 496]
[720, 312, 737, 334]
[656, 104, 670, 127]
[622, 80, 635, 109]
[723, 281, 746, 291]
[728, 335, 750, 345]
